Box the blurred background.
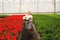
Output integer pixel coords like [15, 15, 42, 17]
[0, 0, 60, 14]
[0, 0, 60, 40]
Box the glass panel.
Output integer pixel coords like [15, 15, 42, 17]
[0, 0, 60, 13]
[56, 0, 60, 12]
[4, 3, 20, 13]
[0, 3, 2, 13]
[38, 0, 54, 12]
[21, 0, 37, 13]
[56, 0, 60, 1]
[0, 0, 2, 2]
[0, 0, 20, 13]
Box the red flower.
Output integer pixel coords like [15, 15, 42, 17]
[6, 33, 10, 40]
[12, 36, 17, 40]
[0, 34, 4, 40]
[0, 15, 25, 40]
[0, 26, 4, 33]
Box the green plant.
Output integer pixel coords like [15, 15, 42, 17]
[33, 14, 60, 40]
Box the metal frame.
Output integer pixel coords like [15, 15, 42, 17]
[0, 0, 60, 14]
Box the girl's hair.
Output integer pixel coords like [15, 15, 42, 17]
[28, 11, 32, 15]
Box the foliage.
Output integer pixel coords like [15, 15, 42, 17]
[0, 14, 60, 40]
[33, 14, 60, 40]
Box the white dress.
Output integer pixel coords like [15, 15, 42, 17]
[23, 14, 33, 29]
[23, 14, 33, 21]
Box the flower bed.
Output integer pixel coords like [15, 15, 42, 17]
[33, 14, 60, 40]
[0, 15, 25, 40]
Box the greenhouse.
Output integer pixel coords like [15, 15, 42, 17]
[0, 0, 60, 13]
[0, 0, 60, 40]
